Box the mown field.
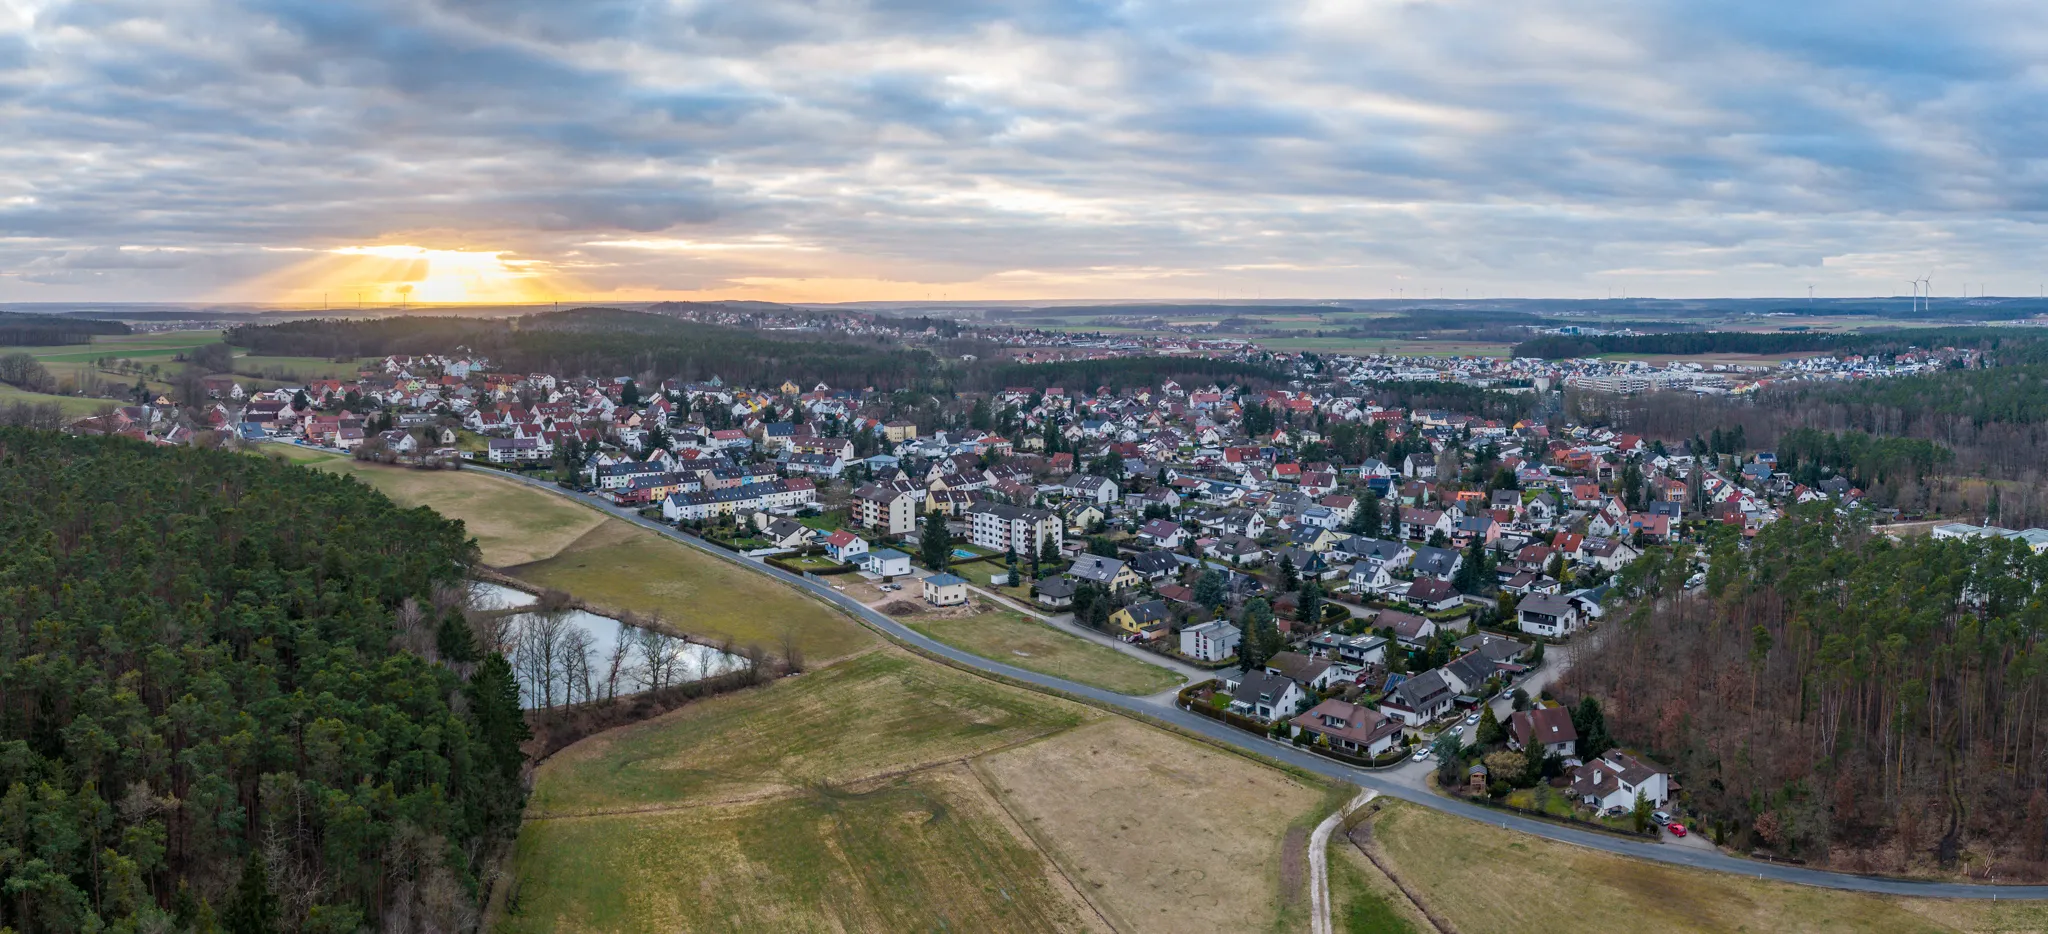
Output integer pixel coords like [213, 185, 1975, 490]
[0, 382, 115, 417]
[976, 717, 1338, 934]
[292, 455, 609, 566]
[1, 330, 224, 363]
[509, 516, 874, 662]
[1365, 800, 2048, 934]
[525, 649, 1091, 816]
[904, 609, 1184, 695]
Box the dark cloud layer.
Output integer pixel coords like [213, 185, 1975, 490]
[1, 0, 2043, 301]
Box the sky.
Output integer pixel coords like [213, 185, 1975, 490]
[2, 0, 2046, 305]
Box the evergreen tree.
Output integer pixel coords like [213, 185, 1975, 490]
[1278, 554, 1299, 591]
[222, 851, 278, 934]
[1572, 697, 1613, 761]
[920, 512, 954, 572]
[468, 654, 531, 782]
[1477, 705, 1506, 746]
[620, 378, 641, 406]
[1193, 569, 1227, 608]
[1346, 491, 1383, 538]
[1297, 581, 1323, 629]
[437, 610, 479, 664]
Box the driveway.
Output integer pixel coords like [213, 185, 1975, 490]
[446, 464, 2048, 900]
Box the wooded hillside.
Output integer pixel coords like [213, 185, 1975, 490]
[1563, 508, 2048, 876]
[0, 431, 525, 932]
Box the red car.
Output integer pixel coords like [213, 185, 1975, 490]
[1666, 823, 1687, 837]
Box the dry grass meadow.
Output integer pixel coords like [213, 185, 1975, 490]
[1364, 800, 2048, 934]
[904, 608, 1186, 696]
[976, 717, 1340, 934]
[305, 457, 608, 566]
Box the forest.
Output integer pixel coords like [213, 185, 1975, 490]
[226, 308, 939, 391]
[1512, 327, 2012, 359]
[1564, 508, 2048, 877]
[1581, 354, 2048, 525]
[971, 356, 1287, 393]
[0, 430, 526, 932]
[0, 314, 130, 346]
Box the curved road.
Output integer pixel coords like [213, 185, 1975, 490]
[445, 460, 2048, 899]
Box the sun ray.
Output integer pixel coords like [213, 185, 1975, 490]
[229, 244, 577, 305]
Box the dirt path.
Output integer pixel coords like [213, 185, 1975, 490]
[1310, 789, 1375, 934]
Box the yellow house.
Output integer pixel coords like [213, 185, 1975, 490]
[1110, 599, 1173, 636]
[884, 420, 919, 443]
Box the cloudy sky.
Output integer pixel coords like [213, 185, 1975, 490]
[1, 0, 2044, 304]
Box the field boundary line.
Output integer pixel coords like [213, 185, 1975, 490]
[966, 756, 1130, 934]
[1347, 807, 1457, 934]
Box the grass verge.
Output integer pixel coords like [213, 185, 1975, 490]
[905, 610, 1183, 696]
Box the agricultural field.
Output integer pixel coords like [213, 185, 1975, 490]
[303, 458, 609, 566]
[904, 609, 1184, 695]
[230, 353, 374, 380]
[525, 648, 1091, 816]
[1252, 335, 1513, 357]
[503, 764, 1107, 934]
[1363, 800, 2048, 934]
[0, 382, 115, 417]
[1326, 841, 1422, 934]
[510, 517, 874, 662]
[0, 330, 223, 364]
[976, 717, 1338, 934]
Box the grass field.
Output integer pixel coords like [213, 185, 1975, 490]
[1253, 335, 1513, 357]
[1366, 800, 2048, 934]
[977, 717, 1337, 934]
[509, 518, 874, 662]
[0, 382, 116, 417]
[291, 456, 609, 566]
[526, 649, 1090, 816]
[2, 331, 224, 364]
[1327, 841, 1421, 934]
[231, 354, 373, 380]
[503, 763, 1107, 934]
[905, 610, 1184, 695]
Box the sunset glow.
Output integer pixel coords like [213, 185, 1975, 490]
[235, 245, 573, 305]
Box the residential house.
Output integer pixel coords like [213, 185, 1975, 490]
[1379, 669, 1455, 726]
[922, 572, 970, 607]
[823, 530, 870, 564]
[1265, 651, 1339, 691]
[1110, 600, 1173, 638]
[1137, 519, 1187, 549]
[851, 482, 920, 536]
[861, 548, 913, 578]
[1517, 592, 1583, 638]
[1404, 578, 1463, 612]
[1127, 549, 1183, 582]
[1033, 575, 1077, 609]
[1571, 751, 1671, 810]
[1509, 706, 1579, 759]
[1290, 700, 1404, 757]
[1180, 619, 1241, 662]
[1229, 670, 1307, 722]
[1378, 609, 1437, 647]
[1061, 473, 1120, 505]
[1068, 554, 1141, 592]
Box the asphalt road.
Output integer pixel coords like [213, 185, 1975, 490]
[458, 462, 2048, 900]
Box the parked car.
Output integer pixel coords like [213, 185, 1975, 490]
[1603, 805, 1627, 818]
[1667, 823, 1688, 837]
[1412, 748, 1432, 762]
[1652, 810, 1671, 824]
[1463, 712, 1481, 725]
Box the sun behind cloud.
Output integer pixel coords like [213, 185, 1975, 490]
[236, 245, 576, 305]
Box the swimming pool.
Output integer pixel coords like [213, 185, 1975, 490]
[951, 548, 979, 559]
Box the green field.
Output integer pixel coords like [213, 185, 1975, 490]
[1, 330, 224, 364]
[526, 649, 1091, 816]
[1366, 800, 2048, 934]
[510, 517, 875, 662]
[232, 354, 374, 380]
[1327, 843, 1419, 934]
[0, 382, 116, 417]
[905, 610, 1183, 695]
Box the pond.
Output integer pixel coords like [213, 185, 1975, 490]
[469, 581, 747, 709]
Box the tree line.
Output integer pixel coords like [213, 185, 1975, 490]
[1513, 327, 2025, 360]
[227, 308, 939, 391]
[0, 314, 130, 346]
[0, 429, 526, 932]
